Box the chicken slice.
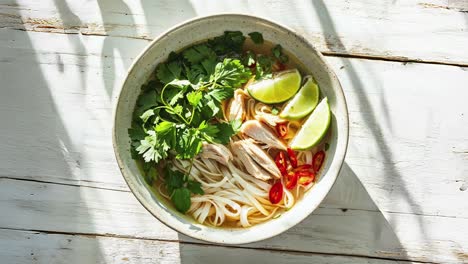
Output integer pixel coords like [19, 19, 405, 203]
[227, 89, 246, 121]
[237, 139, 281, 179]
[240, 120, 287, 150]
[255, 112, 287, 127]
[199, 142, 233, 165]
[231, 141, 273, 181]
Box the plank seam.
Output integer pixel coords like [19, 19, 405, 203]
[1, 27, 467, 68]
[0, 227, 437, 263]
[2, 176, 466, 220]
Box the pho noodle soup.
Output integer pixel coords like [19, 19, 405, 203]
[129, 31, 331, 227]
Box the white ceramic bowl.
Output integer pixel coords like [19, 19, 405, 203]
[113, 14, 348, 244]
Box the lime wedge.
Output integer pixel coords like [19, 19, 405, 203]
[279, 76, 319, 120]
[290, 98, 331, 150]
[247, 69, 301, 104]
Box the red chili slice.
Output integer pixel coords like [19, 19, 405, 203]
[298, 174, 315, 186]
[275, 123, 288, 138]
[269, 182, 283, 204]
[285, 171, 298, 190]
[294, 164, 312, 171]
[287, 148, 298, 168]
[275, 151, 288, 176]
[312, 150, 325, 173]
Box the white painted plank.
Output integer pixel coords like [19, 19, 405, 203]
[1, 177, 467, 263]
[1, 0, 468, 65]
[0, 229, 412, 264]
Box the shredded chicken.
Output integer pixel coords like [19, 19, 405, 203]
[236, 139, 281, 178]
[199, 142, 233, 165]
[240, 120, 287, 150]
[255, 112, 287, 127]
[227, 89, 246, 121]
[230, 141, 273, 181]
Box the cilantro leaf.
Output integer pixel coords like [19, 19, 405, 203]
[175, 128, 203, 159]
[213, 120, 240, 144]
[248, 32, 264, 44]
[144, 166, 158, 185]
[211, 58, 251, 88]
[140, 109, 154, 123]
[255, 55, 274, 79]
[136, 130, 170, 163]
[272, 44, 288, 63]
[171, 188, 191, 213]
[164, 168, 185, 194]
[209, 31, 246, 54]
[128, 126, 146, 142]
[187, 91, 203, 106]
[242, 50, 256, 67]
[157, 61, 182, 84]
[208, 87, 234, 102]
[183, 44, 217, 64]
[187, 180, 204, 195]
[271, 106, 279, 115]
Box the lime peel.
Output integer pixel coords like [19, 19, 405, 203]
[279, 76, 319, 120]
[247, 69, 301, 104]
[290, 98, 331, 150]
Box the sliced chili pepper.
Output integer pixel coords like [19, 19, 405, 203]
[269, 182, 283, 204]
[275, 123, 288, 138]
[298, 174, 315, 186]
[294, 164, 312, 171]
[312, 150, 325, 173]
[287, 148, 298, 168]
[285, 171, 298, 190]
[275, 151, 288, 176]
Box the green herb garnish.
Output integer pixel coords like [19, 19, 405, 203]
[248, 32, 264, 44]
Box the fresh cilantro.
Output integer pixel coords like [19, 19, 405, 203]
[248, 32, 264, 44]
[164, 168, 185, 194]
[187, 91, 203, 106]
[144, 166, 158, 185]
[211, 58, 251, 88]
[272, 44, 289, 63]
[271, 106, 279, 115]
[242, 50, 256, 67]
[140, 109, 155, 123]
[209, 31, 245, 54]
[255, 55, 274, 79]
[136, 130, 170, 163]
[208, 87, 234, 102]
[183, 44, 217, 64]
[214, 120, 242, 144]
[164, 167, 204, 213]
[171, 188, 191, 213]
[156, 61, 182, 84]
[325, 143, 330, 151]
[187, 180, 204, 195]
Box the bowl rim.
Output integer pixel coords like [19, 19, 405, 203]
[112, 13, 349, 244]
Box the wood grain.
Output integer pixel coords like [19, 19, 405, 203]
[0, 0, 468, 65]
[1, 228, 416, 264]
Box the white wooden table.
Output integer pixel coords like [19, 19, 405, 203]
[1, 1, 467, 263]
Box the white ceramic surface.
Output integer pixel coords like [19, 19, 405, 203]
[113, 14, 349, 244]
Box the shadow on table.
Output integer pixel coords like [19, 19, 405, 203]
[176, 163, 407, 263]
[0, 1, 105, 263]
